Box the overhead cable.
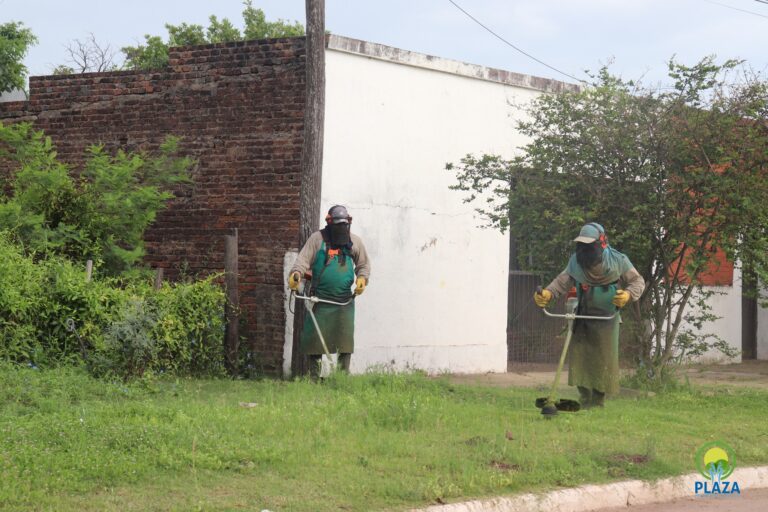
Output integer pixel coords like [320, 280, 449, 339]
[446, 0, 586, 83]
[704, 0, 768, 18]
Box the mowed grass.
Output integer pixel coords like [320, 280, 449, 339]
[1, 365, 768, 512]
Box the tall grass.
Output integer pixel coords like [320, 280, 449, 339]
[1, 365, 766, 511]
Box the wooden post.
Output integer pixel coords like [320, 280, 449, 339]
[85, 260, 93, 282]
[224, 229, 240, 375]
[291, 0, 326, 377]
[153, 268, 164, 290]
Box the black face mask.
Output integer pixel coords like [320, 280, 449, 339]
[326, 223, 351, 247]
[576, 241, 603, 269]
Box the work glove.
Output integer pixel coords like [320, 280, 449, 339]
[612, 289, 631, 308]
[354, 276, 367, 295]
[533, 288, 553, 308]
[288, 271, 301, 291]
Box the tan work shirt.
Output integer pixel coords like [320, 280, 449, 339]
[546, 267, 645, 302]
[290, 231, 371, 282]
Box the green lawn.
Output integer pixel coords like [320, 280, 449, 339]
[1, 365, 767, 511]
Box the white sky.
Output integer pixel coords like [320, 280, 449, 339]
[3, 0, 768, 87]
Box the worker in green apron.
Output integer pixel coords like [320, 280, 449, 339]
[288, 205, 371, 379]
[533, 223, 645, 407]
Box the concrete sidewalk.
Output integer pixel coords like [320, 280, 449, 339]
[596, 487, 768, 512]
[412, 466, 768, 512]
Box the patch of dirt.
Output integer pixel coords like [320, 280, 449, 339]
[607, 453, 650, 465]
[682, 360, 768, 389]
[443, 361, 768, 390]
[606, 453, 650, 478]
[488, 460, 520, 471]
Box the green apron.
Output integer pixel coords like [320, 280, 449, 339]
[568, 283, 620, 395]
[300, 242, 356, 355]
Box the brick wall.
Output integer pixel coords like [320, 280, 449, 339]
[0, 38, 307, 375]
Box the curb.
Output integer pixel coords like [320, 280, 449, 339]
[411, 466, 768, 512]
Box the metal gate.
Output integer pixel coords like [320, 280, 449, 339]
[742, 269, 758, 360]
[507, 271, 568, 363]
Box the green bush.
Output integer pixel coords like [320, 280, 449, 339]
[0, 236, 226, 378]
[92, 278, 227, 379]
[152, 278, 227, 376]
[0, 122, 192, 275]
[97, 299, 159, 379]
[0, 233, 43, 361]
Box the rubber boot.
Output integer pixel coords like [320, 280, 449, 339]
[308, 355, 322, 382]
[591, 389, 606, 408]
[578, 386, 592, 408]
[337, 353, 352, 373]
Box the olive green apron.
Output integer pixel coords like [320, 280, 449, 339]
[568, 283, 620, 395]
[300, 242, 356, 355]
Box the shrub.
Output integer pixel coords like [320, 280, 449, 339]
[98, 299, 159, 379]
[0, 233, 43, 361]
[152, 277, 227, 376]
[0, 236, 226, 378]
[0, 122, 192, 275]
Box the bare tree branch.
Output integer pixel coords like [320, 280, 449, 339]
[61, 33, 117, 74]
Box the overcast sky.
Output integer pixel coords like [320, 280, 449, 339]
[3, 0, 768, 87]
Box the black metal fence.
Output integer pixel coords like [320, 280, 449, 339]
[507, 271, 568, 364]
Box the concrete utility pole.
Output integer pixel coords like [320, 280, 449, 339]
[291, 0, 325, 377]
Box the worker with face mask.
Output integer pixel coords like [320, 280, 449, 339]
[533, 223, 645, 407]
[288, 205, 371, 379]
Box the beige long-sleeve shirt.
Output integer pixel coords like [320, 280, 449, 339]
[290, 231, 371, 282]
[546, 266, 645, 302]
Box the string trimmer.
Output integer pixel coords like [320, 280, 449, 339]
[535, 286, 617, 417]
[290, 274, 355, 372]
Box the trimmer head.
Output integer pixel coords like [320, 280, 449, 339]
[535, 397, 581, 415]
[540, 403, 559, 417]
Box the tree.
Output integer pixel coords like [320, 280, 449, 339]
[122, 1, 305, 70]
[447, 58, 768, 379]
[53, 33, 117, 75]
[0, 122, 193, 274]
[207, 15, 242, 43]
[0, 22, 37, 94]
[121, 36, 168, 72]
[242, 1, 305, 40]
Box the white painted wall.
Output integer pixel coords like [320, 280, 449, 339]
[319, 49, 541, 374]
[679, 267, 743, 364]
[283, 250, 298, 377]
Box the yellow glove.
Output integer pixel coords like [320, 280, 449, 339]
[355, 276, 367, 295]
[533, 289, 553, 308]
[612, 289, 631, 308]
[288, 271, 301, 291]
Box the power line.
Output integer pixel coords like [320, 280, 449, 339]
[446, 0, 586, 84]
[704, 0, 768, 18]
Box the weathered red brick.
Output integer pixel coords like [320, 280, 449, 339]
[0, 37, 307, 375]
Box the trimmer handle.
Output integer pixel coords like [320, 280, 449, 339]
[536, 285, 617, 321]
[293, 293, 355, 306]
